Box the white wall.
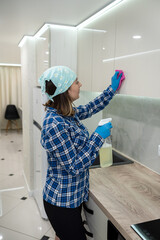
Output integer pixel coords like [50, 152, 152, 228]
[0, 43, 20, 64]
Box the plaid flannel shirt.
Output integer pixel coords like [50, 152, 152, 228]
[41, 86, 115, 208]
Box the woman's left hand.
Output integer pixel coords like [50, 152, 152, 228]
[111, 71, 122, 92]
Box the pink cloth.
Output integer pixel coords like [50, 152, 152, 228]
[115, 70, 125, 90]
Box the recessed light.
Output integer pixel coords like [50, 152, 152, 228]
[132, 35, 142, 39]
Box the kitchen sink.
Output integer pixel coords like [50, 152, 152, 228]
[90, 149, 134, 169]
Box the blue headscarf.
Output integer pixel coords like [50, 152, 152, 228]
[38, 66, 77, 100]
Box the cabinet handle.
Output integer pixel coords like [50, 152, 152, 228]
[83, 202, 94, 215]
[83, 220, 93, 238]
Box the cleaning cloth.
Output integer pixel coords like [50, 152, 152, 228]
[115, 70, 125, 90]
[38, 66, 77, 100]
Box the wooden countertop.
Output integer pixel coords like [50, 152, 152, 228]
[89, 161, 160, 240]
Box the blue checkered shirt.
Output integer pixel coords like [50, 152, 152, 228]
[41, 86, 115, 208]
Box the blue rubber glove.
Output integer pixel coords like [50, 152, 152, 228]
[111, 71, 122, 92]
[95, 122, 113, 139]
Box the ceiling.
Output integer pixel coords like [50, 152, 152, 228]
[0, 0, 113, 64]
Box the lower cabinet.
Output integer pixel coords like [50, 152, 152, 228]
[84, 196, 126, 240]
[84, 196, 108, 240]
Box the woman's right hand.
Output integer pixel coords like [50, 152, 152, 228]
[111, 71, 122, 91]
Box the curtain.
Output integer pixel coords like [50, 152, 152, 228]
[0, 66, 22, 130]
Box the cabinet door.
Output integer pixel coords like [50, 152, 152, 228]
[114, 0, 160, 97]
[85, 196, 108, 240]
[91, 13, 116, 92]
[33, 125, 47, 219]
[77, 0, 160, 98]
[36, 29, 50, 83]
[77, 29, 93, 91]
[50, 28, 77, 73]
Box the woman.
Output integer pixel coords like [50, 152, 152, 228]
[39, 66, 122, 240]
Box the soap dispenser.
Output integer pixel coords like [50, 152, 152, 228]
[99, 118, 113, 168]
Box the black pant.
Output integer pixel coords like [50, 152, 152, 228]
[43, 200, 87, 240]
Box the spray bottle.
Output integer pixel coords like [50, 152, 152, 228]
[98, 118, 113, 168]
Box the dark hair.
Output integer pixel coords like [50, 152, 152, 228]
[43, 80, 75, 116]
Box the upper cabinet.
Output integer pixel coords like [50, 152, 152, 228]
[114, 0, 160, 97]
[77, 11, 116, 92]
[36, 26, 77, 86]
[91, 12, 116, 92]
[50, 27, 77, 73]
[77, 0, 160, 98]
[77, 29, 93, 90]
[36, 29, 50, 83]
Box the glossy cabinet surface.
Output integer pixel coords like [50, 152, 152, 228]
[77, 0, 160, 98]
[36, 26, 77, 86]
[36, 29, 50, 83]
[77, 29, 92, 90]
[85, 196, 108, 240]
[32, 87, 48, 219]
[50, 27, 77, 73]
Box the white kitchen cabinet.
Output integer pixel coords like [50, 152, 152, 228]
[77, 29, 93, 90]
[36, 29, 50, 83]
[92, 31, 112, 92]
[33, 123, 47, 219]
[77, 0, 160, 98]
[91, 12, 116, 92]
[32, 87, 48, 219]
[21, 26, 77, 195]
[77, 11, 116, 92]
[36, 26, 77, 86]
[50, 27, 77, 73]
[84, 196, 108, 240]
[113, 0, 160, 98]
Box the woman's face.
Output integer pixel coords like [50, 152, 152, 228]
[68, 78, 82, 102]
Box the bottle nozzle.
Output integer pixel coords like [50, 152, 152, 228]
[98, 118, 112, 126]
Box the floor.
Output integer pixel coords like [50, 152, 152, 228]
[0, 130, 55, 240]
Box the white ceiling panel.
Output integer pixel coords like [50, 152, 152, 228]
[0, 0, 114, 63]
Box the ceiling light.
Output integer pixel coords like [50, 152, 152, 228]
[132, 35, 142, 39]
[18, 1, 124, 47]
[77, 0, 124, 29]
[0, 63, 21, 67]
[18, 36, 34, 48]
[34, 24, 50, 38]
[50, 24, 76, 30]
[18, 24, 76, 48]
[81, 28, 107, 33]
